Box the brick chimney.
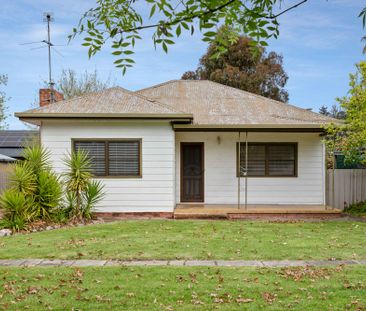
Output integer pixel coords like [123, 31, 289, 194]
[39, 89, 64, 107]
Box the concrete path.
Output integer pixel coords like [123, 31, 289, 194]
[0, 259, 365, 267]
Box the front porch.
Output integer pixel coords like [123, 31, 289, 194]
[174, 204, 342, 219]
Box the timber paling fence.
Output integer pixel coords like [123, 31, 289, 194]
[0, 164, 12, 194]
[327, 169, 366, 210]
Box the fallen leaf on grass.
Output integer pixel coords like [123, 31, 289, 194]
[279, 266, 339, 282]
[34, 274, 45, 280]
[236, 297, 254, 303]
[72, 268, 84, 279]
[95, 295, 111, 303]
[26, 287, 39, 295]
[189, 273, 197, 283]
[262, 292, 277, 304]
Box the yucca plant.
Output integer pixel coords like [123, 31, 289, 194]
[0, 190, 35, 231]
[63, 150, 104, 220]
[83, 180, 105, 219]
[0, 145, 64, 228]
[9, 162, 37, 195]
[34, 170, 63, 219]
[22, 144, 51, 173]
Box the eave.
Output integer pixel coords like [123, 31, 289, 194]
[173, 123, 328, 133]
[15, 112, 193, 126]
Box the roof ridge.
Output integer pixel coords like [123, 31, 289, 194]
[136, 80, 180, 93]
[171, 79, 336, 122]
[120, 85, 187, 114]
[24, 85, 187, 115]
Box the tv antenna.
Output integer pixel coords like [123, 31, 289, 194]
[20, 12, 65, 104]
[43, 12, 55, 103]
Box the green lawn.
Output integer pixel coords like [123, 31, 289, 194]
[1, 265, 365, 310]
[1, 220, 365, 260]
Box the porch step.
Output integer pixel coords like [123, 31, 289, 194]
[174, 212, 344, 220]
[226, 212, 344, 220]
[173, 204, 343, 220]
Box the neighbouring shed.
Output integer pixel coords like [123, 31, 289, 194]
[0, 130, 38, 160]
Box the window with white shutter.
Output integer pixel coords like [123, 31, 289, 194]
[73, 139, 141, 177]
[237, 143, 297, 177]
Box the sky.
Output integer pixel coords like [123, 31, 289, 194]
[0, 0, 365, 129]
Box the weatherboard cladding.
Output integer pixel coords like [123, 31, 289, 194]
[16, 80, 336, 126]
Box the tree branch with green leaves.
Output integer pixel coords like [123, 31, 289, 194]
[69, 0, 309, 74]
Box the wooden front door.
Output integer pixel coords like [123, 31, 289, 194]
[181, 143, 204, 202]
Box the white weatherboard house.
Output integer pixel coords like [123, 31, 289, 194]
[16, 80, 339, 218]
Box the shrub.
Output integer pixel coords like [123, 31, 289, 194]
[49, 208, 70, 224]
[34, 170, 63, 219]
[0, 190, 34, 231]
[63, 150, 105, 220]
[344, 201, 366, 216]
[9, 162, 37, 195]
[0, 145, 105, 230]
[83, 180, 105, 219]
[15, 145, 63, 220]
[0, 145, 64, 229]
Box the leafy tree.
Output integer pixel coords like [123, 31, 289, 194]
[70, 0, 310, 73]
[324, 61, 366, 165]
[182, 34, 288, 102]
[0, 74, 8, 129]
[71, 1, 366, 73]
[56, 69, 113, 100]
[318, 104, 345, 120]
[319, 105, 328, 116]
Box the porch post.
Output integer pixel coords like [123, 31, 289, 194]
[245, 131, 248, 210]
[237, 131, 241, 209]
[332, 138, 335, 209]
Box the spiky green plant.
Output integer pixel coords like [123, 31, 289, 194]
[0, 145, 64, 228]
[33, 170, 63, 219]
[83, 180, 105, 219]
[63, 150, 102, 219]
[9, 162, 37, 195]
[22, 144, 51, 173]
[0, 190, 35, 231]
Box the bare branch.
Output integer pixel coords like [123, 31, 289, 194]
[271, 0, 308, 18]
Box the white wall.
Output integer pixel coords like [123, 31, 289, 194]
[41, 120, 175, 213]
[176, 132, 325, 205]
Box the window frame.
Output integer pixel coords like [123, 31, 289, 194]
[72, 138, 142, 179]
[236, 142, 298, 178]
